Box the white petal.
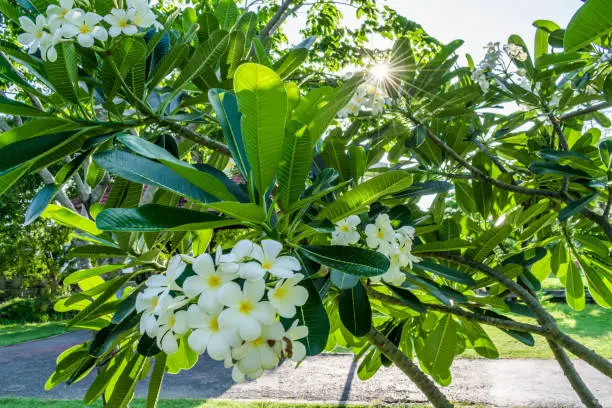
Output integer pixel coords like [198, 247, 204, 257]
[61, 24, 79, 38]
[239, 262, 265, 281]
[108, 25, 122, 37]
[19, 16, 37, 33]
[290, 285, 309, 306]
[85, 12, 103, 26]
[291, 341, 307, 362]
[198, 290, 222, 313]
[347, 215, 361, 226]
[260, 346, 279, 369]
[193, 253, 215, 276]
[188, 329, 211, 354]
[173, 310, 189, 334]
[251, 301, 276, 325]
[46, 46, 57, 62]
[232, 240, 254, 260]
[159, 332, 179, 354]
[60, 0, 73, 9]
[269, 267, 295, 279]
[17, 33, 36, 46]
[238, 316, 262, 341]
[123, 25, 138, 36]
[104, 14, 120, 25]
[232, 366, 246, 383]
[77, 33, 94, 48]
[186, 304, 208, 328]
[288, 324, 308, 340]
[207, 335, 230, 361]
[275, 303, 296, 318]
[250, 244, 264, 262]
[218, 282, 242, 307]
[261, 239, 282, 259]
[182, 275, 206, 298]
[92, 26, 107, 41]
[218, 308, 241, 330]
[275, 256, 301, 271]
[243, 279, 265, 303]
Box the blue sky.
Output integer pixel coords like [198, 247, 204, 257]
[285, 0, 583, 61]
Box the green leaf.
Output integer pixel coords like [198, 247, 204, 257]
[209, 89, 250, 177]
[102, 37, 147, 100]
[68, 245, 127, 259]
[565, 260, 585, 311]
[348, 145, 366, 181]
[318, 171, 413, 221]
[24, 184, 58, 225]
[64, 264, 126, 285]
[273, 48, 308, 79]
[147, 43, 189, 90]
[285, 278, 330, 356]
[172, 31, 230, 96]
[582, 261, 612, 308]
[338, 283, 372, 337]
[215, 0, 238, 29]
[384, 285, 426, 314]
[234, 63, 288, 194]
[277, 123, 313, 206]
[41, 204, 102, 236]
[421, 314, 456, 386]
[461, 319, 499, 359]
[298, 245, 390, 277]
[0, 163, 30, 197]
[413, 260, 475, 285]
[412, 238, 473, 254]
[197, 13, 219, 43]
[106, 354, 145, 407]
[44, 42, 79, 103]
[166, 334, 198, 374]
[138, 334, 161, 357]
[223, 31, 245, 79]
[97, 205, 241, 232]
[93, 150, 218, 204]
[466, 225, 513, 263]
[330, 269, 360, 289]
[117, 135, 236, 201]
[146, 353, 167, 408]
[0, 95, 49, 116]
[564, 0, 612, 51]
[89, 312, 140, 357]
[558, 194, 597, 221]
[390, 37, 416, 82]
[321, 135, 350, 180]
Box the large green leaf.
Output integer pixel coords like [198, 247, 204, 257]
[277, 123, 313, 206]
[234, 63, 288, 194]
[0, 95, 50, 116]
[215, 0, 238, 29]
[102, 37, 147, 101]
[96, 205, 241, 232]
[317, 171, 413, 221]
[565, 260, 585, 311]
[0, 131, 73, 174]
[420, 314, 456, 386]
[41, 204, 103, 236]
[117, 135, 236, 201]
[338, 283, 372, 337]
[273, 48, 308, 79]
[146, 354, 167, 408]
[64, 264, 126, 285]
[93, 150, 219, 204]
[44, 42, 79, 103]
[172, 30, 230, 96]
[558, 194, 597, 222]
[298, 245, 390, 277]
[413, 260, 475, 285]
[147, 43, 189, 90]
[461, 319, 499, 359]
[564, 0, 612, 51]
[209, 89, 249, 177]
[0, 118, 78, 148]
[0, 163, 30, 197]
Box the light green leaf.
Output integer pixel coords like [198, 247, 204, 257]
[234, 63, 288, 194]
[42, 204, 102, 236]
[421, 314, 456, 386]
[412, 238, 474, 254]
[277, 123, 313, 206]
[558, 194, 597, 222]
[564, 0, 612, 51]
[44, 42, 79, 103]
[566, 260, 585, 311]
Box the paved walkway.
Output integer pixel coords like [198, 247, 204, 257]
[1, 331, 611, 407]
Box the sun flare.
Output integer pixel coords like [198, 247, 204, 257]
[370, 62, 391, 80]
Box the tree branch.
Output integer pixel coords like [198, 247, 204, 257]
[159, 121, 231, 155]
[559, 102, 612, 122]
[366, 326, 454, 408]
[259, 0, 298, 39]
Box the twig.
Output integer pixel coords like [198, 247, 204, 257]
[559, 102, 612, 122]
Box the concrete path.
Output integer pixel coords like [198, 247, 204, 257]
[1, 331, 611, 407]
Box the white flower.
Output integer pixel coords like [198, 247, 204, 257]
[182, 252, 235, 312]
[130, 5, 157, 28]
[135, 289, 172, 337]
[18, 15, 48, 54]
[218, 279, 276, 341]
[214, 245, 240, 275]
[62, 11, 108, 48]
[39, 30, 62, 62]
[365, 214, 395, 253]
[331, 215, 361, 245]
[186, 304, 239, 362]
[155, 309, 188, 354]
[281, 320, 309, 362]
[240, 240, 301, 280]
[504, 43, 528, 62]
[371, 248, 407, 286]
[145, 255, 186, 295]
[231, 321, 285, 381]
[46, 0, 75, 26]
[104, 8, 138, 37]
[268, 273, 309, 318]
[471, 69, 490, 93]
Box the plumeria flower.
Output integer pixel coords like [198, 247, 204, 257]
[156, 309, 188, 354]
[62, 11, 108, 48]
[281, 320, 309, 362]
[145, 255, 186, 295]
[371, 248, 407, 286]
[186, 304, 239, 362]
[218, 279, 276, 341]
[231, 321, 284, 382]
[214, 245, 240, 275]
[331, 215, 361, 245]
[18, 15, 49, 54]
[46, 0, 75, 26]
[39, 30, 62, 62]
[104, 8, 138, 37]
[504, 43, 528, 62]
[365, 214, 395, 253]
[241, 240, 301, 280]
[268, 274, 309, 318]
[182, 252, 235, 312]
[135, 289, 172, 337]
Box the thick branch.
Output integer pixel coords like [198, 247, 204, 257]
[420, 252, 612, 379]
[559, 102, 612, 122]
[259, 0, 296, 39]
[472, 138, 512, 178]
[160, 121, 231, 155]
[366, 327, 454, 408]
[367, 288, 546, 335]
[547, 340, 602, 408]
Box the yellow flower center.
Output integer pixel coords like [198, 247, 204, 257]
[252, 336, 264, 346]
[209, 316, 219, 332]
[169, 314, 176, 328]
[207, 275, 221, 287]
[36, 30, 43, 39]
[119, 19, 127, 28]
[340, 225, 350, 232]
[134, 15, 142, 25]
[79, 25, 90, 34]
[377, 230, 384, 239]
[239, 301, 254, 314]
[151, 296, 158, 309]
[272, 286, 288, 300]
[261, 260, 273, 270]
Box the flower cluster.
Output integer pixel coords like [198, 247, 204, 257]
[135, 239, 310, 383]
[17, 0, 160, 61]
[471, 42, 528, 93]
[338, 83, 389, 118]
[331, 214, 421, 286]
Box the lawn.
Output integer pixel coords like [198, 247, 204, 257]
[0, 399, 443, 408]
[461, 303, 612, 359]
[0, 321, 69, 346]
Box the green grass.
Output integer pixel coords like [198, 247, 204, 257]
[0, 321, 69, 346]
[0, 399, 445, 408]
[461, 303, 612, 359]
